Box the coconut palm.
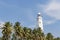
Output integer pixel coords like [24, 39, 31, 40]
[32, 28, 37, 40]
[0, 22, 60, 40]
[46, 33, 54, 40]
[54, 37, 60, 40]
[11, 33, 16, 40]
[0, 37, 2, 40]
[41, 33, 45, 40]
[32, 27, 45, 40]
[2, 22, 12, 40]
[23, 27, 32, 40]
[36, 27, 43, 40]
[14, 22, 24, 40]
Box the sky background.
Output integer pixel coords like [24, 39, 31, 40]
[0, 0, 60, 37]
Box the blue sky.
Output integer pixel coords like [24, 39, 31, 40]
[0, 0, 60, 37]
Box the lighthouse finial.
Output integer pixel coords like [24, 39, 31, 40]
[38, 12, 41, 15]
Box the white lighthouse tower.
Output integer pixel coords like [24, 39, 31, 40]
[37, 12, 43, 31]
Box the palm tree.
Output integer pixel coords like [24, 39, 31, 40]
[32, 27, 45, 40]
[14, 22, 24, 40]
[23, 27, 30, 40]
[2, 22, 12, 40]
[41, 33, 45, 40]
[11, 33, 16, 40]
[0, 37, 2, 40]
[54, 37, 60, 40]
[46, 33, 54, 40]
[32, 28, 37, 40]
[36, 27, 43, 40]
[1, 21, 60, 40]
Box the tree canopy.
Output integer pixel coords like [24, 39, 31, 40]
[0, 22, 59, 40]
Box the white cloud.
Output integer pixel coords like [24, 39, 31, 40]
[0, 21, 4, 28]
[37, 0, 60, 25]
[38, 0, 60, 20]
[44, 1, 60, 20]
[43, 20, 56, 25]
[0, 21, 4, 37]
[45, 0, 60, 20]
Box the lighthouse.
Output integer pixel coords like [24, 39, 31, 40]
[37, 12, 43, 31]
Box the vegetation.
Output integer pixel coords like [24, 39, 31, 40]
[0, 22, 60, 40]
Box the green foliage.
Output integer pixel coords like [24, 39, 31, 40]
[0, 22, 60, 40]
[46, 33, 54, 40]
[54, 37, 60, 40]
[0, 37, 2, 40]
[2, 22, 12, 40]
